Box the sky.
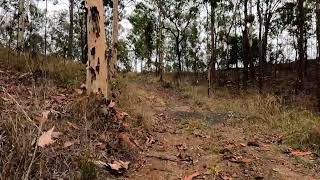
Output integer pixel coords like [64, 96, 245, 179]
[37, 0, 134, 39]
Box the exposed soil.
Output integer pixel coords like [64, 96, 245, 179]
[0, 62, 319, 180]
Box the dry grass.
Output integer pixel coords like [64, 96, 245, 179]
[0, 48, 85, 88]
[178, 82, 320, 153]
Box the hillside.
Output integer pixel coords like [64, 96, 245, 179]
[0, 53, 320, 179]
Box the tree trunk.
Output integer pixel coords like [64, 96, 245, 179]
[257, 0, 263, 93]
[296, 0, 305, 93]
[316, 0, 320, 111]
[68, 0, 74, 59]
[17, 0, 26, 51]
[110, 0, 119, 79]
[242, 0, 249, 87]
[159, 8, 164, 82]
[208, 2, 216, 97]
[85, 0, 108, 98]
[248, 0, 255, 81]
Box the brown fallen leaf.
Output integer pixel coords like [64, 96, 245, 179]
[38, 110, 50, 125]
[108, 160, 130, 171]
[37, 127, 61, 147]
[119, 132, 141, 150]
[63, 140, 80, 148]
[291, 151, 312, 157]
[240, 143, 247, 147]
[67, 121, 79, 130]
[75, 89, 83, 95]
[108, 100, 116, 108]
[184, 172, 201, 180]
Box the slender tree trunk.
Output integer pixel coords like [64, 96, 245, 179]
[85, 0, 108, 98]
[242, 0, 249, 87]
[44, 0, 48, 60]
[79, 7, 85, 64]
[159, 7, 164, 82]
[248, 0, 255, 81]
[296, 0, 305, 93]
[304, 29, 308, 76]
[316, 0, 320, 111]
[17, 0, 26, 51]
[208, 2, 216, 97]
[68, 0, 74, 59]
[257, 0, 263, 93]
[110, 0, 119, 79]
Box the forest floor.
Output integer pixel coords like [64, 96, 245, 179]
[0, 56, 320, 179]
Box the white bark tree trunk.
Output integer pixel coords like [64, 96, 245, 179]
[17, 0, 26, 51]
[85, 0, 108, 98]
[110, 0, 119, 79]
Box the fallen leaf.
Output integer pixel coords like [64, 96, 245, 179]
[67, 121, 79, 130]
[96, 143, 107, 150]
[92, 160, 108, 168]
[63, 140, 80, 148]
[119, 132, 141, 149]
[291, 151, 312, 157]
[108, 160, 130, 171]
[38, 110, 50, 125]
[108, 100, 116, 108]
[75, 89, 83, 95]
[240, 143, 247, 147]
[80, 84, 86, 90]
[37, 127, 61, 147]
[184, 172, 201, 180]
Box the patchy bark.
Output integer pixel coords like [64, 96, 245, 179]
[85, 0, 108, 98]
[17, 0, 26, 51]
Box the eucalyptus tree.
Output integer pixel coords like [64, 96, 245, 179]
[154, 0, 200, 81]
[129, 2, 155, 72]
[85, 0, 108, 98]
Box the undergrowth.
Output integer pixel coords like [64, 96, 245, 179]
[0, 48, 85, 88]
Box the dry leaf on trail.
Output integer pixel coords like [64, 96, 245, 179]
[291, 151, 312, 157]
[108, 160, 130, 171]
[92, 160, 108, 168]
[108, 100, 116, 108]
[184, 171, 201, 180]
[37, 127, 61, 147]
[75, 89, 83, 95]
[116, 111, 129, 121]
[240, 143, 247, 147]
[119, 132, 141, 150]
[67, 121, 79, 130]
[63, 140, 80, 148]
[38, 110, 50, 125]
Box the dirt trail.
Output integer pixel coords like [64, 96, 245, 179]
[127, 80, 320, 180]
[0, 62, 319, 179]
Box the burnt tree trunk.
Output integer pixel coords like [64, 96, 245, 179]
[85, 0, 108, 98]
